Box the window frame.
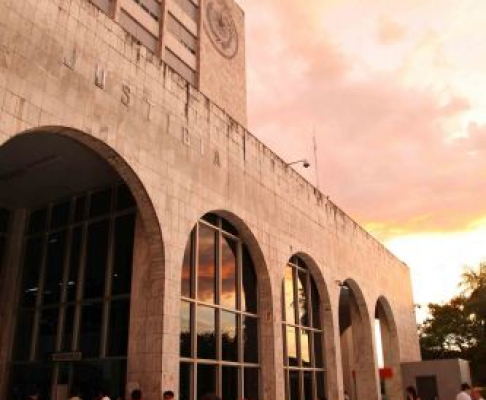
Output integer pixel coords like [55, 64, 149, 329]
[282, 257, 327, 400]
[180, 215, 261, 400]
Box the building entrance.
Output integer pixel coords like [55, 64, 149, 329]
[7, 183, 135, 399]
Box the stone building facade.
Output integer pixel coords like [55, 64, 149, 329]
[0, 0, 421, 399]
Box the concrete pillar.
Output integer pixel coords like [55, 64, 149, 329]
[0, 209, 27, 399]
[379, 308, 404, 400]
[127, 213, 165, 400]
[263, 270, 283, 400]
[350, 300, 380, 400]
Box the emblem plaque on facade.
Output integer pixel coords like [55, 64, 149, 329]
[204, 0, 239, 59]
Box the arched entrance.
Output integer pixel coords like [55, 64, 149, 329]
[375, 296, 403, 400]
[338, 280, 379, 400]
[177, 211, 275, 400]
[0, 128, 164, 400]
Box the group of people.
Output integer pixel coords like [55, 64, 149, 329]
[457, 383, 485, 400]
[22, 383, 485, 400]
[23, 388, 175, 400]
[405, 383, 484, 400]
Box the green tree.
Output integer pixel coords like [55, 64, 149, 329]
[420, 263, 486, 385]
[461, 262, 486, 336]
[419, 296, 480, 359]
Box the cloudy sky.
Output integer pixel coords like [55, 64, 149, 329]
[240, 0, 486, 319]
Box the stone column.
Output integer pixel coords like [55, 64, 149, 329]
[260, 270, 281, 400]
[380, 316, 404, 400]
[127, 213, 166, 400]
[350, 301, 380, 400]
[0, 210, 27, 399]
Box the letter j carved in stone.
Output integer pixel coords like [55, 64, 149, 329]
[95, 64, 106, 89]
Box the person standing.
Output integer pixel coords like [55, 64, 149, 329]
[457, 383, 472, 400]
[471, 387, 485, 400]
[69, 387, 83, 400]
[96, 389, 111, 400]
[163, 391, 175, 400]
[406, 386, 421, 400]
[130, 389, 142, 400]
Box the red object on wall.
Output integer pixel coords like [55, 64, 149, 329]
[379, 367, 393, 379]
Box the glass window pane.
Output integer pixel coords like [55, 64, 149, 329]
[201, 213, 218, 226]
[179, 362, 192, 400]
[221, 236, 237, 309]
[84, 220, 109, 299]
[50, 200, 71, 229]
[242, 245, 257, 314]
[37, 307, 59, 361]
[108, 300, 130, 356]
[197, 364, 217, 400]
[297, 270, 309, 326]
[13, 310, 34, 361]
[62, 305, 75, 352]
[112, 214, 135, 295]
[314, 332, 324, 368]
[79, 302, 103, 358]
[74, 196, 86, 222]
[222, 365, 239, 400]
[301, 330, 311, 367]
[28, 208, 47, 234]
[72, 359, 126, 400]
[316, 372, 326, 399]
[43, 231, 67, 305]
[21, 237, 43, 307]
[243, 315, 258, 363]
[303, 371, 314, 400]
[283, 325, 288, 365]
[286, 326, 298, 366]
[284, 266, 296, 324]
[181, 235, 193, 298]
[116, 183, 135, 211]
[289, 370, 300, 400]
[221, 311, 237, 362]
[197, 224, 216, 304]
[180, 301, 192, 357]
[89, 188, 112, 217]
[245, 368, 259, 400]
[67, 227, 82, 302]
[197, 305, 216, 359]
[311, 278, 321, 329]
[222, 218, 238, 235]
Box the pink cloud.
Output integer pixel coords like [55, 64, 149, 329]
[244, 1, 486, 239]
[377, 15, 407, 45]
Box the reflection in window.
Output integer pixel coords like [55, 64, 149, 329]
[282, 257, 326, 400]
[180, 214, 260, 400]
[221, 236, 237, 308]
[197, 224, 216, 304]
[221, 311, 237, 361]
[197, 305, 216, 360]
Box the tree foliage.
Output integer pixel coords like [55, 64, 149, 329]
[419, 262, 486, 385]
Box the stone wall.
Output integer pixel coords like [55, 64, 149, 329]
[0, 0, 421, 398]
[198, 0, 247, 126]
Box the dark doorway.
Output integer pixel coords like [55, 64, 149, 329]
[416, 375, 439, 400]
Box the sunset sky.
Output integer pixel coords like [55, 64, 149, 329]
[240, 0, 486, 320]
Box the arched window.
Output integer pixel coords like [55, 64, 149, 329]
[180, 214, 259, 400]
[282, 256, 326, 400]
